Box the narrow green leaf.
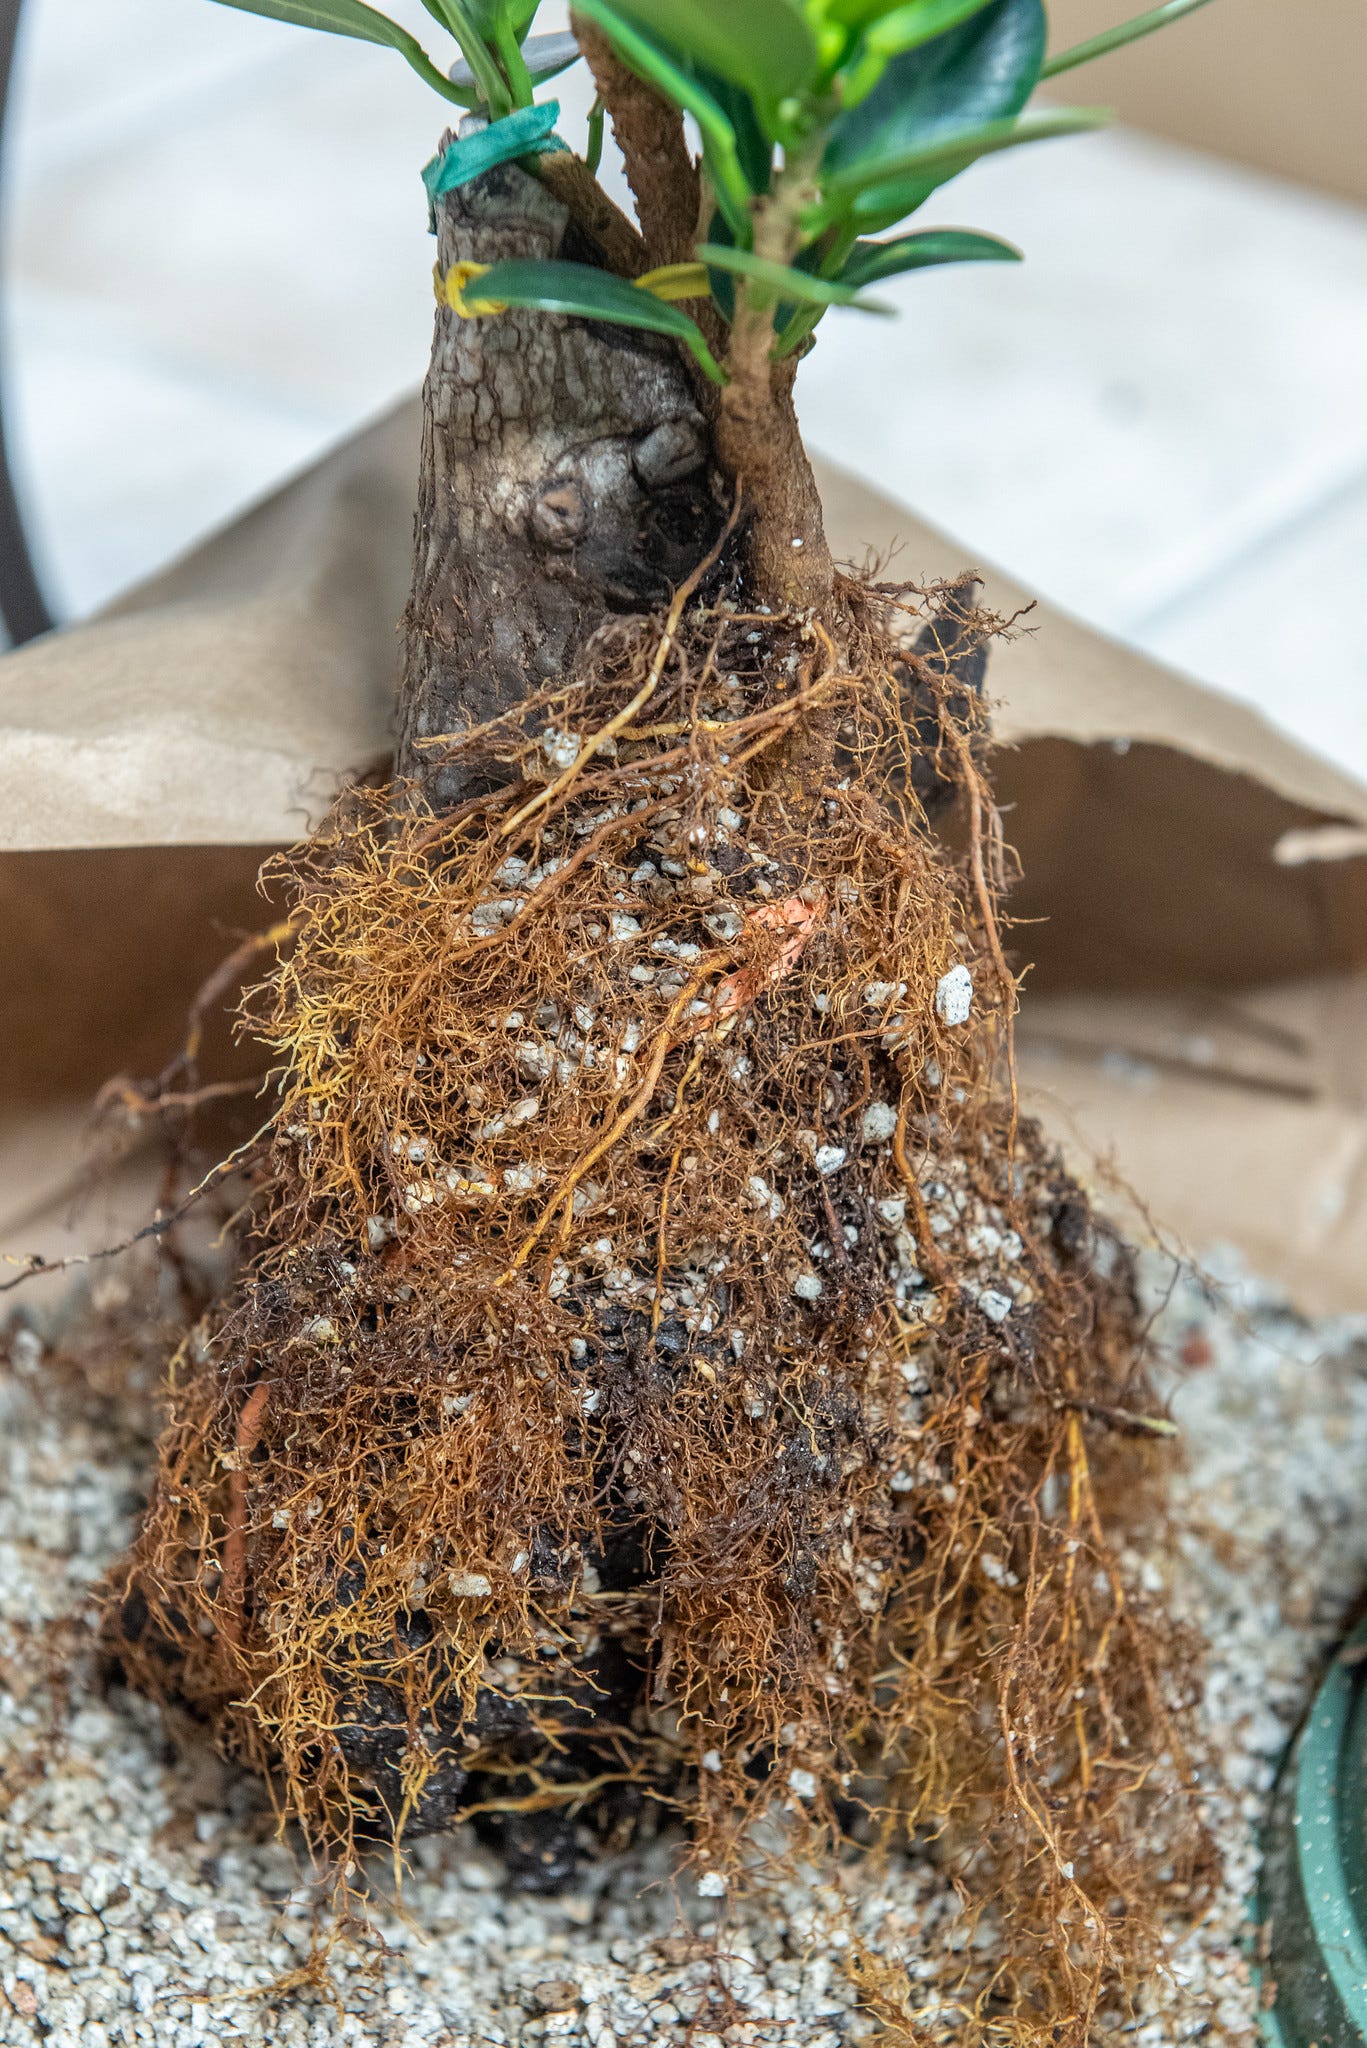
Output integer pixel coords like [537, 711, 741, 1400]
[606, 0, 818, 102]
[207, 0, 469, 101]
[468, 258, 728, 382]
[572, 0, 756, 237]
[696, 243, 892, 313]
[825, 0, 1046, 184]
[1043, 0, 1217, 77]
[818, 104, 1108, 224]
[839, 226, 1021, 285]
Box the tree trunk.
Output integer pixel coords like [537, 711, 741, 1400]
[397, 152, 724, 805]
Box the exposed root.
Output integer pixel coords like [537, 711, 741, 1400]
[108, 579, 1207, 2039]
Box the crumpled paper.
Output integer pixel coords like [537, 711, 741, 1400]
[4, 399, 1366, 1310]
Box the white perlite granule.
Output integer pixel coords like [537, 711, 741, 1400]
[933, 964, 973, 1026]
[4, 1246, 1367, 2046]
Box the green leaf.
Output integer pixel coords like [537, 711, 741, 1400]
[838, 226, 1021, 285]
[572, 0, 757, 237]
[207, 0, 470, 100]
[424, 1, 512, 107]
[824, 0, 1045, 188]
[838, 0, 1000, 106]
[817, 104, 1108, 228]
[1042, 0, 1216, 77]
[696, 243, 892, 313]
[696, 68, 772, 194]
[606, 0, 818, 101]
[467, 258, 728, 382]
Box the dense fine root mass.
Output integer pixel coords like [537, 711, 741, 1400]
[110, 581, 1204, 2039]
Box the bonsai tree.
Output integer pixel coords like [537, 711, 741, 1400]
[110, 0, 1216, 2034]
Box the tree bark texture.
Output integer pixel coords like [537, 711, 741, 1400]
[397, 153, 724, 804]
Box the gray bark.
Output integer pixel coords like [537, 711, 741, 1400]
[397, 151, 723, 806]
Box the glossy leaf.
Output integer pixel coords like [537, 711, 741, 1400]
[208, 0, 469, 99]
[696, 243, 892, 313]
[573, 0, 755, 235]
[1043, 0, 1216, 76]
[838, 0, 999, 106]
[824, 0, 1046, 188]
[838, 226, 1021, 285]
[607, 0, 819, 101]
[817, 103, 1107, 229]
[467, 258, 727, 381]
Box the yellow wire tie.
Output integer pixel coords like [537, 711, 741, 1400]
[434, 260, 506, 319]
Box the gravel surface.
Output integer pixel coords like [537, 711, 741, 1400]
[3, 1248, 1367, 2047]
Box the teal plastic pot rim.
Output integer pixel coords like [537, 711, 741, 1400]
[1258, 1614, 1367, 2047]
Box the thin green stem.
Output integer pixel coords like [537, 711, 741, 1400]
[771, 218, 860, 356]
[493, 13, 535, 107]
[1042, 0, 1216, 78]
[585, 94, 605, 175]
[433, 0, 513, 114]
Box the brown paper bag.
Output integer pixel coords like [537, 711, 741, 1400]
[4, 401, 1365, 1310]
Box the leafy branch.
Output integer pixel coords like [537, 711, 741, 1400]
[209, 0, 1219, 379]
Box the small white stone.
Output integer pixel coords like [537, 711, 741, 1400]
[366, 1214, 393, 1251]
[935, 963, 974, 1026]
[814, 1145, 847, 1176]
[541, 727, 580, 771]
[702, 1748, 723, 1773]
[860, 1102, 899, 1143]
[978, 1288, 1013, 1323]
[787, 1768, 819, 1800]
[793, 1272, 823, 1302]
[965, 1222, 1003, 1260]
[64, 1914, 103, 1951]
[696, 1870, 728, 1897]
[448, 1571, 493, 1598]
[876, 1196, 907, 1227]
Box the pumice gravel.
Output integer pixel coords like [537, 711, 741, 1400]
[3, 1247, 1365, 2047]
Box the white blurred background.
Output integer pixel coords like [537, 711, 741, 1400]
[5, 0, 1367, 772]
